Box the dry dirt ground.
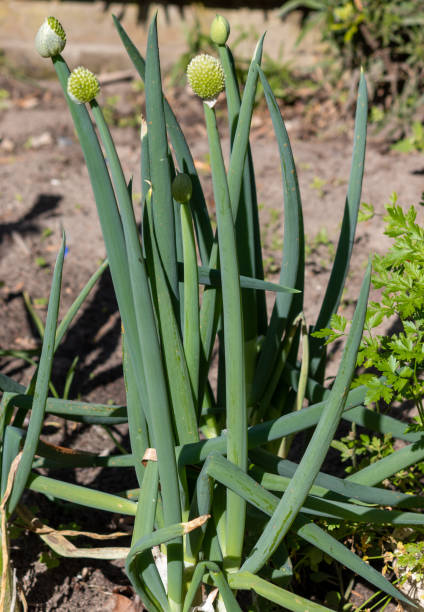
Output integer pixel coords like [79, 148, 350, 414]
[1, 65, 424, 610]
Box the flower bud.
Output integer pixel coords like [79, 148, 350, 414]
[67, 67, 100, 104]
[35, 16, 66, 58]
[210, 15, 230, 46]
[187, 54, 225, 103]
[172, 173, 193, 204]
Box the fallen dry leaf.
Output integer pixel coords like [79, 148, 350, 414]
[105, 593, 144, 612]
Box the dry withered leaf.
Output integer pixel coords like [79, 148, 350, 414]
[105, 593, 144, 612]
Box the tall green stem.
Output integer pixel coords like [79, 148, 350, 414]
[203, 102, 247, 570]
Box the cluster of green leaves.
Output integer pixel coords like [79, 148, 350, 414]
[316, 194, 424, 428]
[280, 0, 424, 139]
[311, 192, 424, 603]
[394, 540, 424, 582]
[331, 429, 424, 495]
[332, 432, 394, 474]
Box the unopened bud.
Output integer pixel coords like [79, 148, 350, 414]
[35, 16, 66, 58]
[210, 15, 230, 46]
[172, 173, 193, 204]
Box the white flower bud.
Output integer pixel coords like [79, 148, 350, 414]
[35, 17, 66, 58]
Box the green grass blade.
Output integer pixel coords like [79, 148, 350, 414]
[55, 259, 108, 350]
[228, 572, 331, 612]
[51, 55, 149, 431]
[82, 100, 151, 483]
[204, 102, 247, 569]
[205, 452, 411, 607]
[251, 65, 305, 406]
[126, 517, 208, 608]
[176, 385, 366, 467]
[226, 36, 264, 221]
[278, 0, 325, 19]
[27, 472, 137, 515]
[251, 448, 424, 509]
[112, 15, 213, 265]
[182, 563, 209, 612]
[1, 426, 22, 498]
[241, 262, 370, 574]
[207, 565, 242, 611]
[195, 265, 299, 293]
[123, 333, 148, 487]
[180, 201, 200, 404]
[0, 375, 25, 394]
[253, 469, 424, 525]
[145, 194, 199, 444]
[185, 461, 213, 562]
[310, 71, 368, 379]
[145, 14, 178, 302]
[295, 518, 412, 607]
[0, 393, 16, 452]
[129, 459, 169, 612]
[197, 35, 266, 409]
[22, 292, 45, 340]
[62, 355, 78, 399]
[140, 118, 151, 209]
[227, 36, 267, 335]
[114, 175, 184, 604]
[347, 440, 424, 486]
[7, 235, 65, 515]
[304, 496, 424, 525]
[284, 366, 421, 444]
[219, 39, 263, 379]
[254, 316, 302, 422]
[8, 394, 127, 421]
[184, 561, 242, 612]
[342, 405, 422, 442]
[34, 451, 133, 471]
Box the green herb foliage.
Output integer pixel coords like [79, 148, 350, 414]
[318, 194, 424, 426]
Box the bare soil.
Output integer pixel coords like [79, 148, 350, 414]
[1, 68, 423, 610]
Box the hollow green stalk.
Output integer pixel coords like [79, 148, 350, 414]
[218, 39, 264, 391]
[203, 101, 246, 569]
[126, 517, 209, 610]
[144, 191, 199, 446]
[129, 460, 169, 611]
[197, 36, 265, 407]
[27, 472, 137, 515]
[278, 314, 309, 458]
[145, 15, 179, 304]
[250, 65, 304, 408]
[180, 200, 200, 404]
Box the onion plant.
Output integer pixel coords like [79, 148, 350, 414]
[0, 13, 423, 611]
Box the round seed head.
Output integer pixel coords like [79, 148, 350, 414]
[172, 173, 193, 204]
[210, 15, 230, 46]
[35, 16, 66, 58]
[67, 67, 100, 104]
[187, 54, 225, 102]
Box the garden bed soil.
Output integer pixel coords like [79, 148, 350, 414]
[1, 69, 423, 610]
